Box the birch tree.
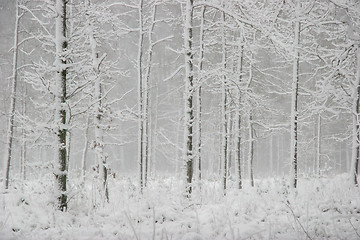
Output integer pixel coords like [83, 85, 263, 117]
[85, 0, 110, 202]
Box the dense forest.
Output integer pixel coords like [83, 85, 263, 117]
[0, 0, 359, 239]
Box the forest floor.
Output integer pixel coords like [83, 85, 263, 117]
[0, 174, 359, 240]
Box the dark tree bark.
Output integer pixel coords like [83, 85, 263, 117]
[55, 0, 68, 211]
[184, 0, 194, 197]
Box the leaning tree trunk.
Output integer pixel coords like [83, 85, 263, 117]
[55, 0, 68, 211]
[183, 0, 194, 197]
[3, 0, 21, 190]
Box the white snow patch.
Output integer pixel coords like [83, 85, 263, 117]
[0, 174, 359, 240]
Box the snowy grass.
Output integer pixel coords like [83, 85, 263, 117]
[0, 174, 359, 240]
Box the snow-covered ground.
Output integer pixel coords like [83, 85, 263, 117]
[1, 174, 359, 240]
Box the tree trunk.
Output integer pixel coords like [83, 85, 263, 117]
[248, 111, 254, 187]
[221, 5, 228, 194]
[290, 0, 300, 189]
[235, 107, 242, 189]
[137, 0, 145, 192]
[94, 82, 108, 202]
[3, 0, 21, 190]
[196, 6, 206, 182]
[175, 113, 182, 177]
[81, 115, 90, 181]
[151, 84, 159, 177]
[20, 84, 27, 181]
[66, 131, 71, 173]
[88, 0, 109, 202]
[351, 45, 360, 186]
[196, 86, 202, 182]
[143, 2, 157, 187]
[235, 36, 244, 190]
[246, 51, 254, 187]
[183, 0, 194, 197]
[55, 0, 68, 211]
[227, 111, 233, 178]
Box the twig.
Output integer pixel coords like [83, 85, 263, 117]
[284, 202, 313, 240]
[124, 211, 140, 240]
[349, 219, 360, 239]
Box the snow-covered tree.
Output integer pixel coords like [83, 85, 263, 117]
[327, 0, 360, 185]
[3, 0, 23, 190]
[54, 0, 68, 211]
[183, 0, 195, 196]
